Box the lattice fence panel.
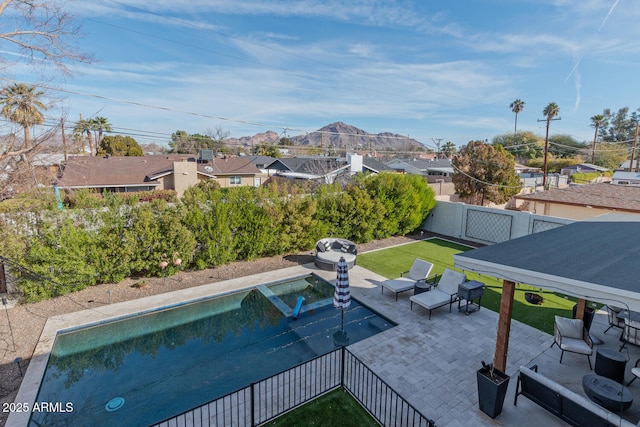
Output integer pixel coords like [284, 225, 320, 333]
[532, 219, 565, 234]
[465, 209, 512, 243]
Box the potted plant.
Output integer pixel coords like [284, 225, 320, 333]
[477, 361, 510, 418]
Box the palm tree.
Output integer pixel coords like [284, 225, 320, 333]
[73, 116, 94, 155]
[542, 102, 560, 188]
[0, 83, 47, 149]
[510, 99, 525, 134]
[91, 116, 112, 148]
[590, 114, 605, 165]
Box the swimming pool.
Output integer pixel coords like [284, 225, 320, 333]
[29, 273, 395, 426]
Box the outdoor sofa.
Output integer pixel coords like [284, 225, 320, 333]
[514, 365, 636, 427]
[314, 238, 357, 271]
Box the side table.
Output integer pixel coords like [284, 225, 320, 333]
[595, 348, 628, 384]
[414, 281, 432, 295]
[458, 280, 484, 315]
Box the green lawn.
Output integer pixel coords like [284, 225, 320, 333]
[358, 238, 587, 335]
[263, 388, 379, 426]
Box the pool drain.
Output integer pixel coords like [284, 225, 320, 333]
[105, 397, 125, 412]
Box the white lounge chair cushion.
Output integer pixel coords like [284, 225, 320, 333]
[380, 259, 434, 294]
[380, 277, 416, 293]
[405, 259, 433, 282]
[409, 268, 466, 310]
[436, 269, 467, 295]
[558, 337, 592, 355]
[555, 316, 584, 339]
[410, 288, 452, 309]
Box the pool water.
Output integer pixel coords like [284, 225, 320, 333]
[29, 274, 395, 426]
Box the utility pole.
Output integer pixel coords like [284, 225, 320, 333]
[432, 138, 443, 159]
[537, 116, 561, 189]
[61, 117, 67, 162]
[630, 124, 640, 172]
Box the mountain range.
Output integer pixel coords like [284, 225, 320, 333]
[227, 122, 425, 152]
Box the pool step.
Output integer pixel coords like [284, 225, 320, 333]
[255, 285, 333, 318]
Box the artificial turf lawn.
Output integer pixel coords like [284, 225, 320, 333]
[263, 388, 379, 426]
[358, 238, 587, 335]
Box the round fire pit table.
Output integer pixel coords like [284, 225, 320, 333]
[595, 348, 628, 384]
[582, 374, 633, 412]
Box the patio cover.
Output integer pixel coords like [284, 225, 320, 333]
[453, 214, 640, 370]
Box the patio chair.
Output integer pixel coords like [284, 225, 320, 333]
[604, 304, 624, 334]
[619, 317, 640, 351]
[379, 258, 434, 301]
[409, 268, 466, 319]
[627, 358, 640, 386]
[551, 316, 593, 369]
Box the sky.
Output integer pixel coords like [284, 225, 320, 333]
[4, 0, 640, 151]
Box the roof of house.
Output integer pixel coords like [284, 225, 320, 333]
[267, 157, 346, 174]
[362, 157, 390, 173]
[561, 163, 609, 172]
[57, 155, 259, 188]
[243, 155, 277, 168]
[514, 182, 640, 212]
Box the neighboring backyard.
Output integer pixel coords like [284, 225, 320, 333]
[357, 237, 584, 334]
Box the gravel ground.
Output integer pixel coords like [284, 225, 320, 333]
[0, 234, 429, 424]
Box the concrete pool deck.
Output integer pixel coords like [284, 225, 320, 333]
[10, 261, 640, 426]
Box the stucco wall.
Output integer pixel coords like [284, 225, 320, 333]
[422, 201, 573, 245]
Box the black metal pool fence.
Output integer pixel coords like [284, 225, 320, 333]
[152, 346, 435, 427]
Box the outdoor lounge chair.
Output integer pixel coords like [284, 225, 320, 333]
[604, 304, 624, 334]
[409, 268, 466, 319]
[619, 317, 640, 351]
[551, 316, 593, 369]
[379, 258, 434, 301]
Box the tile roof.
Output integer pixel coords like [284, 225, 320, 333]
[515, 182, 640, 212]
[57, 155, 259, 188]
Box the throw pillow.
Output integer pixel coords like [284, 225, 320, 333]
[323, 241, 332, 252]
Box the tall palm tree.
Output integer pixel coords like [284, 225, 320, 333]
[91, 116, 112, 148]
[73, 116, 94, 155]
[542, 102, 560, 188]
[590, 114, 605, 165]
[510, 99, 525, 134]
[0, 83, 47, 149]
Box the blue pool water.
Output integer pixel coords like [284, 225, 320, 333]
[29, 274, 395, 426]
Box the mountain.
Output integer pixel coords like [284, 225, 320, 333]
[228, 122, 425, 152]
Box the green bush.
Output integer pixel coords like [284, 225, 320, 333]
[4, 173, 436, 302]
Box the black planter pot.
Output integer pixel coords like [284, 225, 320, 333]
[477, 365, 510, 418]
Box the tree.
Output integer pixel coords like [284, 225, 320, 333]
[0, 83, 47, 149]
[492, 131, 543, 161]
[73, 117, 94, 155]
[0, 0, 91, 77]
[510, 99, 525, 134]
[91, 117, 112, 147]
[441, 141, 457, 158]
[548, 134, 586, 159]
[452, 141, 521, 206]
[599, 107, 639, 142]
[590, 114, 605, 164]
[97, 135, 143, 156]
[169, 130, 225, 154]
[253, 142, 281, 158]
[542, 102, 560, 188]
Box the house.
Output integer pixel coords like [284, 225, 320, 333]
[611, 171, 640, 186]
[56, 155, 261, 197]
[560, 163, 609, 176]
[385, 158, 454, 177]
[513, 181, 640, 219]
[265, 154, 391, 183]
